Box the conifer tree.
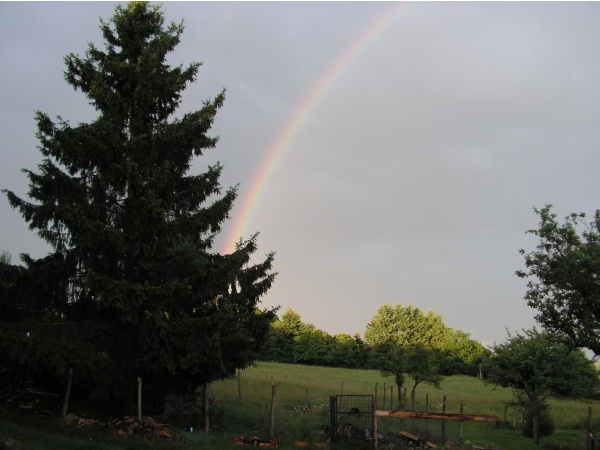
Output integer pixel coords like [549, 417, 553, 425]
[2, 2, 276, 411]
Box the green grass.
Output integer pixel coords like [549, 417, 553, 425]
[1, 362, 599, 449]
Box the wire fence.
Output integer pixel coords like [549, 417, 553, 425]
[205, 371, 503, 447]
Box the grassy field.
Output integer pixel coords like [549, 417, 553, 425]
[1, 361, 599, 449]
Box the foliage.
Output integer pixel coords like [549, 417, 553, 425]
[485, 328, 598, 444]
[364, 303, 449, 349]
[363, 303, 487, 403]
[404, 343, 443, 407]
[0, 251, 10, 264]
[439, 329, 489, 376]
[517, 205, 600, 355]
[329, 334, 362, 368]
[262, 308, 307, 363]
[1, 1, 276, 411]
[293, 328, 331, 366]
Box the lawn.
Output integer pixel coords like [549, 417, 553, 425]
[1, 361, 598, 449]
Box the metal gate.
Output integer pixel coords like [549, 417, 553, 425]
[330, 395, 374, 448]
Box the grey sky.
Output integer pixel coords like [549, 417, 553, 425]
[1, 2, 598, 348]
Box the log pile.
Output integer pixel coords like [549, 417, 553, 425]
[0, 367, 60, 416]
[76, 415, 175, 440]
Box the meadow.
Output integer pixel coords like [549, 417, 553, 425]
[1, 361, 598, 449]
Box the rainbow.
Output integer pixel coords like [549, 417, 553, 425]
[222, 3, 409, 254]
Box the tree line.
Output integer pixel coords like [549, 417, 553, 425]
[260, 305, 489, 379]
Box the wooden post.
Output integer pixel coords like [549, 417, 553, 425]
[269, 384, 277, 439]
[62, 368, 73, 418]
[441, 395, 446, 443]
[305, 378, 310, 408]
[425, 393, 429, 432]
[137, 377, 142, 422]
[459, 400, 464, 446]
[238, 369, 242, 404]
[374, 409, 379, 449]
[504, 404, 508, 425]
[587, 406, 592, 450]
[204, 382, 210, 433]
[374, 384, 379, 450]
[536, 411, 542, 445]
[341, 381, 344, 395]
[403, 388, 407, 408]
[390, 386, 394, 410]
[383, 383, 387, 410]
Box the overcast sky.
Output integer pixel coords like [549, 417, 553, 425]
[1, 2, 598, 348]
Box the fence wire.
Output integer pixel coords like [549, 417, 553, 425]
[207, 371, 504, 447]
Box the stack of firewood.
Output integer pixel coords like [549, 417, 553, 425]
[77, 415, 174, 440]
[0, 367, 60, 416]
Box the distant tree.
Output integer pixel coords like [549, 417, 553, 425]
[439, 330, 489, 376]
[485, 328, 598, 444]
[1, 2, 276, 412]
[0, 251, 10, 265]
[517, 205, 600, 355]
[293, 328, 331, 366]
[262, 308, 308, 363]
[364, 304, 449, 350]
[369, 341, 406, 406]
[365, 304, 449, 405]
[352, 332, 369, 369]
[404, 344, 443, 409]
[329, 333, 362, 368]
[279, 308, 306, 336]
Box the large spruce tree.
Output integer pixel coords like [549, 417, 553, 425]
[1, 2, 276, 411]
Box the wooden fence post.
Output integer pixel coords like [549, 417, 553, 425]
[441, 395, 447, 442]
[341, 381, 344, 395]
[390, 386, 394, 410]
[425, 393, 429, 432]
[383, 383, 386, 410]
[305, 378, 310, 408]
[137, 377, 143, 422]
[459, 400, 464, 446]
[374, 384, 379, 450]
[204, 382, 210, 433]
[587, 406, 592, 450]
[238, 369, 242, 404]
[269, 384, 277, 439]
[62, 368, 73, 418]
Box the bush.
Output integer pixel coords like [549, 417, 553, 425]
[522, 406, 555, 439]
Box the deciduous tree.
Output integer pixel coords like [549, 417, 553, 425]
[485, 328, 597, 444]
[517, 205, 600, 355]
[404, 344, 443, 409]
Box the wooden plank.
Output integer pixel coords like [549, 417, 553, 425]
[399, 431, 419, 441]
[375, 409, 498, 423]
